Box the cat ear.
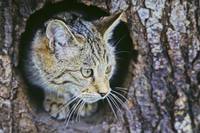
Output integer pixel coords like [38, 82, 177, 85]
[94, 12, 127, 44]
[46, 19, 78, 51]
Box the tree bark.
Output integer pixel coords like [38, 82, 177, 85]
[0, 0, 200, 132]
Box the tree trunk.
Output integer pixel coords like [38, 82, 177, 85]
[0, 0, 200, 132]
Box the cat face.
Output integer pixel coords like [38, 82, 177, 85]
[31, 13, 124, 104]
[78, 43, 116, 103]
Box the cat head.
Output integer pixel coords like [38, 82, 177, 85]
[44, 12, 125, 103]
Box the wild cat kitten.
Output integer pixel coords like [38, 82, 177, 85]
[22, 11, 126, 120]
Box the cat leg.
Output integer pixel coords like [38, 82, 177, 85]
[43, 92, 70, 120]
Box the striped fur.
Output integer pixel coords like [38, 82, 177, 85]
[24, 12, 123, 119]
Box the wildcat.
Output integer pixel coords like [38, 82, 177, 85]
[21, 11, 126, 120]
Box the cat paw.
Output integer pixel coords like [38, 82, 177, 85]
[80, 103, 98, 117]
[43, 95, 69, 120]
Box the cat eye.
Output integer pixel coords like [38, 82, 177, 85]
[81, 68, 93, 78]
[106, 66, 112, 74]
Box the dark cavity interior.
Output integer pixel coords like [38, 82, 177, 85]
[19, 0, 137, 124]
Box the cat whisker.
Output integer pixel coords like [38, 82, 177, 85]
[45, 95, 80, 123]
[64, 101, 78, 126]
[114, 88, 127, 93]
[73, 100, 82, 122]
[114, 87, 128, 93]
[116, 90, 127, 93]
[111, 90, 130, 110]
[108, 94, 123, 115]
[110, 92, 131, 114]
[111, 90, 128, 102]
[115, 86, 128, 90]
[65, 99, 82, 127]
[106, 96, 118, 119]
[78, 102, 85, 122]
[113, 34, 127, 47]
[75, 101, 85, 122]
[110, 92, 126, 108]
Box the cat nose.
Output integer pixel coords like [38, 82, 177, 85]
[99, 92, 107, 97]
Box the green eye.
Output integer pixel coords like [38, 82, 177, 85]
[81, 68, 93, 78]
[106, 66, 112, 74]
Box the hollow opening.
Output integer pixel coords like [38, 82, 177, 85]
[18, 0, 137, 126]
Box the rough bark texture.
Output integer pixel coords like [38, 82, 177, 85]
[0, 0, 200, 132]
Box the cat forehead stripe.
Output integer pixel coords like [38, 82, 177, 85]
[71, 19, 106, 64]
[72, 19, 94, 39]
